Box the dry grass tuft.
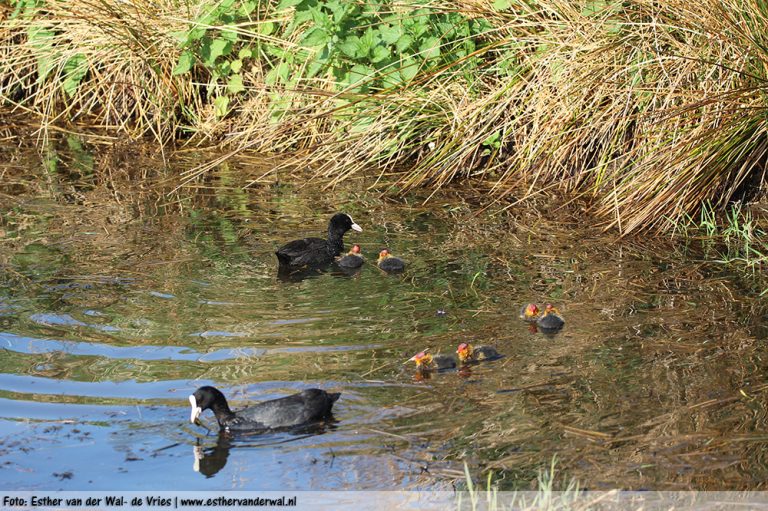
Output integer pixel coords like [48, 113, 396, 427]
[2, 0, 768, 233]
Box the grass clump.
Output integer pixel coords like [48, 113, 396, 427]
[673, 201, 768, 292]
[458, 458, 581, 511]
[1, 0, 768, 234]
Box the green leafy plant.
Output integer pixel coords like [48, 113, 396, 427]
[171, 0, 260, 118]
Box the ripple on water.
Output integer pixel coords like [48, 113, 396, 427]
[29, 312, 120, 332]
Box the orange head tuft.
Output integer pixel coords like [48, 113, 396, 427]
[456, 342, 474, 362]
[523, 303, 540, 318]
[378, 249, 391, 262]
[408, 350, 433, 368]
[350, 244, 361, 254]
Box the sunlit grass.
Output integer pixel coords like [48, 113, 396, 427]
[1, 0, 767, 234]
[457, 458, 581, 511]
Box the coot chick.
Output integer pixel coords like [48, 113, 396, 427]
[189, 386, 340, 432]
[536, 304, 565, 331]
[276, 213, 362, 268]
[336, 244, 364, 269]
[406, 349, 456, 372]
[519, 303, 540, 322]
[456, 342, 501, 364]
[377, 249, 405, 273]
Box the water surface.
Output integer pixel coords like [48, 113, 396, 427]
[1, 141, 767, 491]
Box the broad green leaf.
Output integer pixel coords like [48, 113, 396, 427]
[265, 62, 290, 85]
[220, 28, 238, 43]
[301, 27, 329, 47]
[419, 36, 441, 60]
[173, 51, 195, 75]
[483, 131, 501, 149]
[605, 20, 622, 35]
[62, 53, 88, 98]
[170, 30, 189, 44]
[293, 9, 313, 26]
[309, 5, 331, 27]
[328, 0, 348, 22]
[381, 69, 404, 88]
[219, 0, 236, 12]
[257, 21, 274, 35]
[437, 22, 455, 37]
[238, 47, 253, 59]
[408, 17, 429, 38]
[395, 34, 413, 52]
[227, 73, 244, 94]
[470, 19, 493, 34]
[201, 37, 233, 66]
[265, 44, 290, 59]
[187, 27, 207, 42]
[238, 0, 257, 16]
[371, 45, 390, 63]
[306, 60, 325, 79]
[27, 25, 55, 83]
[380, 24, 403, 44]
[338, 36, 361, 58]
[27, 25, 54, 49]
[230, 59, 243, 73]
[213, 95, 230, 117]
[399, 58, 419, 81]
[491, 0, 511, 11]
[360, 28, 380, 53]
[349, 64, 374, 84]
[350, 116, 374, 134]
[582, 0, 608, 16]
[276, 0, 303, 9]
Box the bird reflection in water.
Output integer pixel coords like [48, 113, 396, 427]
[191, 423, 337, 478]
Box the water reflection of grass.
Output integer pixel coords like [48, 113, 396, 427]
[2, 168, 768, 490]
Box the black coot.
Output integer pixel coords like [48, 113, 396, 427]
[406, 349, 457, 371]
[377, 249, 405, 273]
[276, 213, 362, 268]
[536, 304, 565, 331]
[337, 244, 364, 269]
[189, 386, 341, 432]
[456, 342, 501, 364]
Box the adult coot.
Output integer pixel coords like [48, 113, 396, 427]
[276, 213, 362, 268]
[337, 244, 364, 269]
[189, 386, 340, 432]
[536, 304, 565, 331]
[519, 303, 540, 322]
[377, 249, 405, 273]
[456, 342, 501, 364]
[406, 349, 456, 371]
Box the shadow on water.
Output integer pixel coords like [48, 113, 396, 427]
[2, 137, 768, 491]
[192, 422, 338, 478]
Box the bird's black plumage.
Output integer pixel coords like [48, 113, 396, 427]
[337, 245, 364, 269]
[377, 249, 405, 273]
[276, 213, 362, 268]
[189, 386, 341, 432]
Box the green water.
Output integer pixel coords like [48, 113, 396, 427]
[1, 141, 768, 491]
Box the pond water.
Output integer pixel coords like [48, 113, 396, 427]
[1, 140, 768, 492]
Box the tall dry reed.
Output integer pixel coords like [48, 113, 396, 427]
[1, 0, 766, 233]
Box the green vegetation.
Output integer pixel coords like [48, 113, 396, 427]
[458, 459, 581, 510]
[676, 202, 766, 268]
[1, 0, 767, 235]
